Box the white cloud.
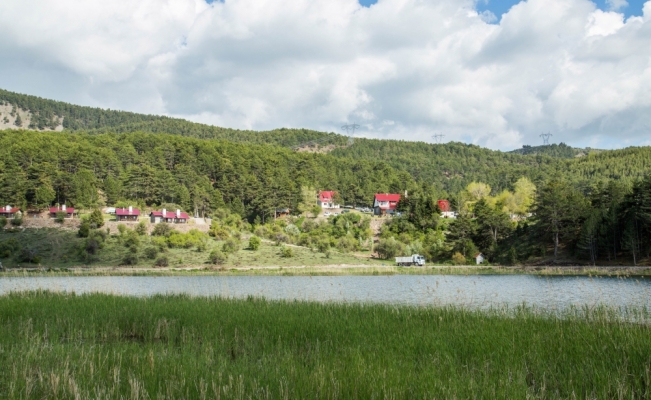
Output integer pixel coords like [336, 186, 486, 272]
[0, 0, 650, 150]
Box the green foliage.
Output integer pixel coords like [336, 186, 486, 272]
[78, 222, 90, 238]
[152, 223, 172, 237]
[375, 237, 403, 260]
[280, 246, 294, 258]
[249, 235, 261, 251]
[144, 247, 159, 260]
[222, 238, 240, 254]
[55, 211, 66, 223]
[451, 252, 466, 265]
[9, 216, 22, 226]
[209, 249, 227, 265]
[0, 217, 6, 228]
[89, 209, 104, 227]
[135, 221, 148, 236]
[154, 256, 169, 267]
[167, 230, 207, 249]
[0, 237, 20, 258]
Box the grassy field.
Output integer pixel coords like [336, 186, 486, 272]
[0, 228, 380, 269]
[1, 292, 650, 399]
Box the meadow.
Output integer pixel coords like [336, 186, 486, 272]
[0, 292, 650, 398]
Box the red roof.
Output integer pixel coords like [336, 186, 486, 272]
[438, 200, 450, 212]
[150, 210, 190, 219]
[319, 191, 335, 202]
[116, 207, 140, 216]
[50, 206, 74, 214]
[0, 207, 20, 214]
[374, 194, 401, 202]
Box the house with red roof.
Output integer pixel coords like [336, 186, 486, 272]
[318, 191, 340, 209]
[373, 194, 401, 215]
[0, 205, 20, 219]
[116, 206, 140, 222]
[49, 205, 75, 218]
[149, 208, 190, 224]
[437, 199, 456, 218]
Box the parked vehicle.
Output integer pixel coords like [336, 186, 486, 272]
[324, 211, 331, 217]
[395, 254, 426, 266]
[342, 209, 350, 213]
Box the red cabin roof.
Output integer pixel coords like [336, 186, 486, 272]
[0, 207, 20, 214]
[437, 200, 450, 212]
[374, 194, 401, 202]
[116, 207, 141, 216]
[49, 206, 74, 214]
[319, 191, 335, 202]
[150, 210, 190, 219]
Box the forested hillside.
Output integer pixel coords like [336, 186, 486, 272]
[509, 143, 601, 158]
[0, 130, 414, 220]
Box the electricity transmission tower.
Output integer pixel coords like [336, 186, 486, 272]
[432, 133, 445, 144]
[342, 123, 360, 145]
[540, 132, 553, 145]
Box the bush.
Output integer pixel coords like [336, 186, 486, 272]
[152, 223, 172, 237]
[78, 222, 90, 238]
[274, 232, 289, 245]
[452, 252, 466, 265]
[209, 249, 228, 265]
[0, 217, 7, 228]
[249, 235, 261, 250]
[222, 238, 240, 254]
[18, 247, 39, 263]
[280, 246, 294, 258]
[55, 211, 66, 223]
[144, 247, 159, 259]
[154, 256, 169, 267]
[120, 253, 139, 266]
[89, 209, 104, 227]
[0, 238, 20, 257]
[10, 217, 23, 226]
[375, 238, 403, 260]
[316, 240, 330, 253]
[135, 221, 148, 236]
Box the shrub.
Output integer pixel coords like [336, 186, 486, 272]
[222, 238, 240, 254]
[18, 247, 39, 263]
[152, 223, 172, 237]
[89, 209, 104, 227]
[117, 224, 127, 235]
[196, 241, 207, 252]
[144, 247, 159, 259]
[0, 217, 6, 228]
[0, 238, 20, 257]
[154, 256, 169, 267]
[10, 217, 23, 226]
[284, 224, 300, 236]
[249, 235, 261, 250]
[375, 238, 403, 260]
[135, 221, 148, 236]
[274, 232, 289, 245]
[55, 211, 66, 223]
[209, 249, 228, 265]
[280, 246, 294, 258]
[78, 222, 90, 238]
[452, 252, 466, 265]
[316, 240, 330, 253]
[121, 253, 139, 266]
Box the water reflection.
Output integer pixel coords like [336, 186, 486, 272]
[1, 275, 649, 310]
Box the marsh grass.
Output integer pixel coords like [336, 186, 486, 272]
[1, 292, 650, 398]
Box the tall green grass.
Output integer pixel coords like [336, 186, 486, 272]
[1, 292, 650, 398]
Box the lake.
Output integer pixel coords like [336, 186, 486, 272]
[1, 274, 650, 310]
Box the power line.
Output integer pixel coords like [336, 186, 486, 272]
[342, 123, 360, 145]
[539, 132, 553, 145]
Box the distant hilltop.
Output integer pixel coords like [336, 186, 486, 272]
[508, 143, 603, 159]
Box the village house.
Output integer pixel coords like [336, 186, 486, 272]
[475, 253, 485, 265]
[115, 206, 140, 222]
[437, 200, 456, 218]
[318, 191, 340, 209]
[49, 205, 75, 218]
[275, 208, 291, 219]
[0, 205, 20, 219]
[149, 208, 189, 224]
[373, 193, 401, 215]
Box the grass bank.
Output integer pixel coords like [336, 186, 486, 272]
[1, 292, 650, 398]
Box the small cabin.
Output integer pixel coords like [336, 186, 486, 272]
[116, 206, 140, 222]
[275, 208, 291, 219]
[49, 205, 75, 219]
[438, 199, 456, 218]
[475, 253, 485, 265]
[373, 194, 401, 215]
[0, 205, 20, 219]
[318, 191, 340, 209]
[150, 209, 189, 224]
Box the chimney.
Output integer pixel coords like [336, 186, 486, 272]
[176, 209, 181, 217]
[162, 208, 167, 217]
[405, 190, 408, 198]
[5, 205, 10, 211]
[62, 204, 66, 211]
[128, 205, 133, 214]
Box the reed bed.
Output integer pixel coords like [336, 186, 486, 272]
[0, 292, 650, 399]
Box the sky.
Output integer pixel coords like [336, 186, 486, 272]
[0, 0, 650, 151]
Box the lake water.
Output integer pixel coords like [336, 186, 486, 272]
[1, 275, 650, 310]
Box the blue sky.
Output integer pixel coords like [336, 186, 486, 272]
[357, 0, 647, 20]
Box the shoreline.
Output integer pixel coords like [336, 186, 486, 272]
[2, 264, 651, 277]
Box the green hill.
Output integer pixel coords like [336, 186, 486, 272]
[509, 143, 603, 158]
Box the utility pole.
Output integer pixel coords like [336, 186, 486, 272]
[342, 123, 360, 145]
[539, 132, 553, 145]
[432, 133, 445, 144]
